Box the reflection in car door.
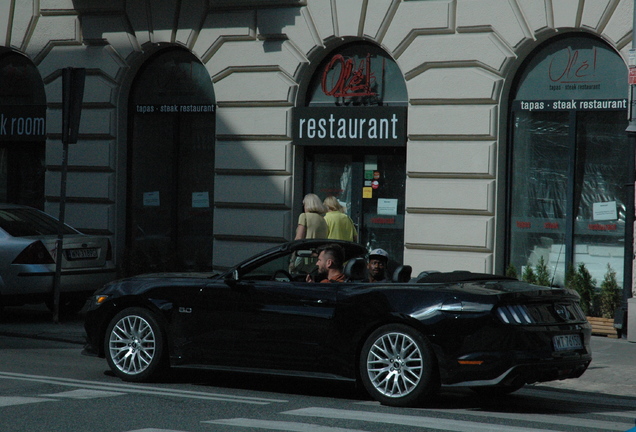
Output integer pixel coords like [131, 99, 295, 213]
[196, 279, 338, 374]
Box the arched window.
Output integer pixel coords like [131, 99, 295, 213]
[127, 48, 215, 274]
[507, 35, 628, 288]
[294, 42, 408, 266]
[0, 51, 46, 209]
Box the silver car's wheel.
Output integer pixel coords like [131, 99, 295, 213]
[104, 307, 166, 382]
[360, 324, 438, 406]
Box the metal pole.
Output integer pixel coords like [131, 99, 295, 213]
[52, 67, 85, 323]
[52, 141, 68, 323]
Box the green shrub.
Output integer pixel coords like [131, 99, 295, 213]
[568, 263, 596, 316]
[599, 264, 621, 319]
[505, 264, 518, 279]
[535, 256, 551, 287]
[522, 265, 536, 284]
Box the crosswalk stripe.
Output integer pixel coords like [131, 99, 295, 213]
[0, 371, 285, 405]
[0, 396, 55, 407]
[205, 418, 370, 432]
[283, 407, 574, 432]
[39, 389, 125, 399]
[448, 408, 633, 431]
[127, 429, 189, 432]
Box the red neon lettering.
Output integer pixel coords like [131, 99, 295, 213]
[321, 54, 376, 98]
[588, 224, 617, 231]
[548, 46, 598, 83]
[544, 222, 559, 229]
[370, 217, 395, 225]
[516, 221, 531, 229]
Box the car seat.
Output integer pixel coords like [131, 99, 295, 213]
[344, 257, 367, 282]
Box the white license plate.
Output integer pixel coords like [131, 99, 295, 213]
[66, 248, 98, 260]
[553, 334, 583, 351]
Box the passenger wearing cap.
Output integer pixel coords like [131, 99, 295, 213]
[367, 248, 389, 282]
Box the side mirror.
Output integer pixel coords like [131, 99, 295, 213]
[225, 270, 239, 288]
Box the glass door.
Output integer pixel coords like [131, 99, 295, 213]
[306, 147, 405, 267]
[508, 109, 628, 287]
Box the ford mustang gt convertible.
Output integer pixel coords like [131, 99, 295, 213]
[83, 239, 591, 407]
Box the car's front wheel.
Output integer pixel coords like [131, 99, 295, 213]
[360, 324, 439, 407]
[104, 307, 167, 382]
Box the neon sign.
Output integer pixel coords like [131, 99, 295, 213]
[548, 47, 599, 84]
[321, 54, 376, 98]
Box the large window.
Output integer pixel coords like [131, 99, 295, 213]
[127, 49, 215, 274]
[508, 36, 628, 287]
[0, 52, 46, 209]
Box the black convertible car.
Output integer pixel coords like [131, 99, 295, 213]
[83, 239, 591, 407]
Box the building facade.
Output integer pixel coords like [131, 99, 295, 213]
[1, 0, 634, 295]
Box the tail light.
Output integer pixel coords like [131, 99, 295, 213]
[13, 241, 55, 264]
[496, 305, 535, 324]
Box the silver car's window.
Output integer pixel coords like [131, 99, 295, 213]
[0, 208, 76, 237]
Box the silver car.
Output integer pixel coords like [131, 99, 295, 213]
[0, 204, 116, 314]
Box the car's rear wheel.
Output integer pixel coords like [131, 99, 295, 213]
[104, 307, 167, 382]
[360, 324, 439, 407]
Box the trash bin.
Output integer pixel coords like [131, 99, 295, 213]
[628, 298, 636, 343]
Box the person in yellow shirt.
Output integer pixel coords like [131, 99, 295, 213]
[295, 193, 328, 240]
[323, 196, 358, 242]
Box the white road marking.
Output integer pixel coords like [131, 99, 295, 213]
[0, 371, 286, 405]
[0, 396, 56, 407]
[447, 408, 634, 431]
[283, 407, 582, 432]
[128, 429, 189, 432]
[205, 418, 370, 432]
[39, 389, 125, 399]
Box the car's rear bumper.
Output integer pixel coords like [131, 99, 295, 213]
[444, 355, 591, 388]
[435, 322, 592, 387]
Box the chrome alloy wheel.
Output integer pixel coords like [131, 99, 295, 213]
[108, 314, 156, 375]
[366, 332, 424, 398]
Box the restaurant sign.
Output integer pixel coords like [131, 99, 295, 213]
[0, 105, 46, 141]
[293, 106, 406, 147]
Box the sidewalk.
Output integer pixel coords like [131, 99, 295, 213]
[1, 305, 635, 398]
[538, 335, 636, 398]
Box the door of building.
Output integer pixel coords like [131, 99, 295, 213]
[305, 147, 405, 266]
[127, 48, 215, 274]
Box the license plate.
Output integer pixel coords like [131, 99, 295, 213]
[553, 334, 583, 351]
[66, 248, 98, 260]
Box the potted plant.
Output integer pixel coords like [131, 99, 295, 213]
[573, 263, 620, 338]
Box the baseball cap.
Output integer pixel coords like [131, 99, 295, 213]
[369, 248, 389, 261]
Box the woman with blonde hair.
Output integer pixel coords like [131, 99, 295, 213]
[323, 196, 358, 242]
[295, 193, 328, 240]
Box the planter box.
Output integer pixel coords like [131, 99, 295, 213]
[586, 316, 618, 338]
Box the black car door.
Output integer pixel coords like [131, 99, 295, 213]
[193, 278, 338, 375]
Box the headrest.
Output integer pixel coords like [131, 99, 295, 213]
[344, 257, 367, 281]
[392, 265, 412, 283]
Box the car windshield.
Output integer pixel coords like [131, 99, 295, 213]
[241, 249, 319, 282]
[0, 208, 77, 237]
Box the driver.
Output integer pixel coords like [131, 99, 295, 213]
[306, 243, 346, 283]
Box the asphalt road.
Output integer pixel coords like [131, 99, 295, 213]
[2, 304, 636, 431]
